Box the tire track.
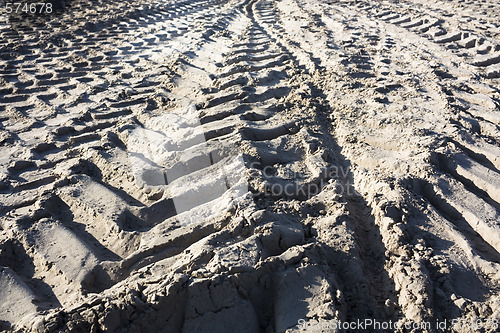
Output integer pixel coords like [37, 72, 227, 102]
[282, 0, 500, 326]
[337, 0, 500, 79]
[0, 0, 253, 327]
[1, 0, 500, 331]
[4, 0, 392, 330]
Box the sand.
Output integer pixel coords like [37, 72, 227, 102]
[0, 0, 499, 331]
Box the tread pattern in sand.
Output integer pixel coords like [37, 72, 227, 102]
[0, 0, 499, 331]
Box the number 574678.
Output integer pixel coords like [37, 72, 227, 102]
[5, 2, 53, 14]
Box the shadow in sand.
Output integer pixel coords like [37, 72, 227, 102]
[42, 194, 123, 262]
[0, 239, 62, 309]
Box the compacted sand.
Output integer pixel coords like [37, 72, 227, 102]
[1, 0, 500, 331]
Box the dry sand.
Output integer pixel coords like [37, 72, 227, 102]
[0, 0, 500, 331]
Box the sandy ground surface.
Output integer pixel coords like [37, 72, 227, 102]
[1, 0, 500, 331]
